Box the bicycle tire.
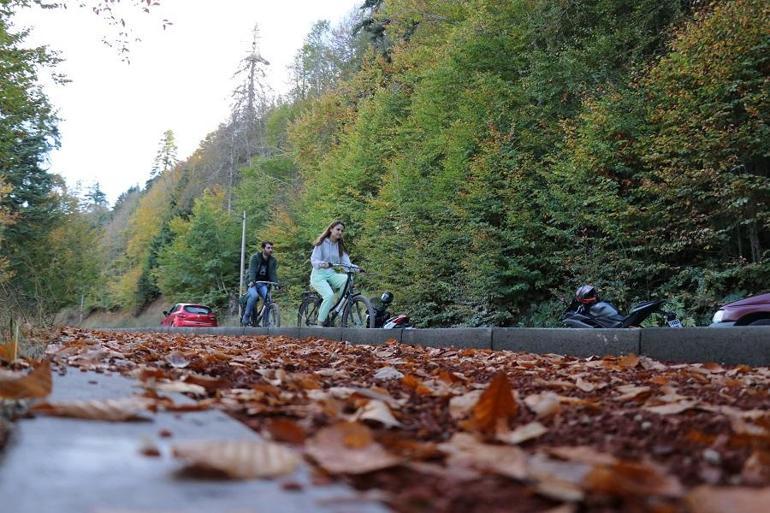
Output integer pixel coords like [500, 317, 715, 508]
[264, 303, 281, 327]
[342, 295, 376, 328]
[298, 294, 321, 327]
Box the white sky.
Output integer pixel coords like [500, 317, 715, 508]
[12, 0, 362, 205]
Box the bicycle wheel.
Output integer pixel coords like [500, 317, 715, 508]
[297, 294, 321, 327]
[342, 295, 375, 328]
[263, 303, 281, 327]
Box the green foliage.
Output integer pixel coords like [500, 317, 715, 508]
[154, 189, 241, 310]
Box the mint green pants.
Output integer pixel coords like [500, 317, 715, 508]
[310, 268, 348, 322]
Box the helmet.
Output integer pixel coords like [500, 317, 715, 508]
[575, 284, 598, 304]
[380, 291, 394, 304]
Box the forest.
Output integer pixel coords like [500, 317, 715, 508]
[1, 0, 768, 329]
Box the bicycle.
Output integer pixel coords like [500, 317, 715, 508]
[240, 281, 281, 327]
[297, 263, 375, 328]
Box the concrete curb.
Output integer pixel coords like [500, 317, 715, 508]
[104, 326, 770, 366]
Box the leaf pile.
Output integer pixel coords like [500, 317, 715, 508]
[44, 328, 770, 513]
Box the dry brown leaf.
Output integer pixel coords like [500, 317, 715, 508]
[165, 351, 190, 368]
[305, 422, 401, 474]
[527, 453, 589, 502]
[449, 389, 483, 420]
[374, 366, 404, 380]
[355, 399, 402, 428]
[524, 392, 562, 418]
[267, 418, 307, 445]
[497, 421, 548, 445]
[438, 432, 528, 480]
[614, 385, 651, 401]
[463, 372, 518, 434]
[574, 377, 595, 393]
[643, 400, 698, 415]
[151, 381, 207, 395]
[172, 440, 299, 479]
[31, 397, 152, 421]
[401, 374, 432, 395]
[547, 446, 618, 466]
[618, 354, 640, 369]
[687, 486, 770, 513]
[0, 360, 52, 399]
[586, 460, 684, 498]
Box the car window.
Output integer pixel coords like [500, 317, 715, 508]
[184, 305, 212, 315]
[170, 304, 181, 314]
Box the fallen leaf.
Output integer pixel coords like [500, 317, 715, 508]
[0, 360, 52, 399]
[438, 432, 528, 480]
[687, 486, 770, 513]
[305, 422, 401, 474]
[463, 372, 518, 434]
[355, 399, 402, 428]
[586, 460, 684, 498]
[151, 381, 207, 395]
[31, 397, 152, 421]
[497, 421, 548, 445]
[374, 366, 404, 380]
[643, 400, 698, 415]
[524, 392, 562, 418]
[267, 418, 307, 445]
[172, 440, 299, 479]
[449, 389, 483, 420]
[165, 351, 190, 368]
[618, 354, 640, 369]
[614, 385, 651, 401]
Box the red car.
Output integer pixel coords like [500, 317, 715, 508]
[710, 292, 770, 327]
[161, 304, 218, 327]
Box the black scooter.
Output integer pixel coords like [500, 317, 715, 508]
[562, 298, 682, 328]
[371, 291, 413, 329]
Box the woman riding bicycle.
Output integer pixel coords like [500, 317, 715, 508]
[309, 220, 362, 326]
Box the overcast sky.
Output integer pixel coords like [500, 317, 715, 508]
[12, 0, 362, 205]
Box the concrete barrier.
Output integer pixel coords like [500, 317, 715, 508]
[402, 328, 492, 349]
[299, 326, 342, 341]
[101, 326, 770, 366]
[242, 327, 269, 337]
[640, 326, 770, 366]
[340, 328, 402, 346]
[493, 328, 640, 358]
[267, 327, 301, 339]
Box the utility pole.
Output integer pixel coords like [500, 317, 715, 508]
[239, 211, 247, 318]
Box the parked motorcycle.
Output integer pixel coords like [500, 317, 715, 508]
[562, 285, 682, 328]
[371, 291, 413, 329]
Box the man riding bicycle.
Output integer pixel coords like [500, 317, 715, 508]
[241, 241, 279, 326]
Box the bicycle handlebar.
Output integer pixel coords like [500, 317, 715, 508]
[329, 263, 363, 272]
[251, 280, 280, 286]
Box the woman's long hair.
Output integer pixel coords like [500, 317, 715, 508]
[313, 220, 345, 259]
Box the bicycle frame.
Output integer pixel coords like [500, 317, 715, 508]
[313, 264, 360, 323]
[250, 281, 278, 325]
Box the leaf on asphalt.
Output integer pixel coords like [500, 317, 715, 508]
[0, 359, 52, 399]
[374, 366, 404, 380]
[686, 486, 770, 513]
[150, 381, 207, 395]
[305, 422, 401, 474]
[31, 397, 153, 421]
[643, 400, 698, 415]
[449, 389, 483, 420]
[355, 399, 403, 428]
[574, 377, 596, 392]
[463, 372, 518, 434]
[267, 418, 307, 445]
[496, 421, 548, 445]
[172, 440, 299, 479]
[438, 432, 528, 480]
[0, 341, 17, 362]
[184, 373, 229, 391]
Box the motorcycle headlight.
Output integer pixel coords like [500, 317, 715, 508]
[712, 310, 724, 324]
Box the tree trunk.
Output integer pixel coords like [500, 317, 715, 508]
[749, 221, 761, 263]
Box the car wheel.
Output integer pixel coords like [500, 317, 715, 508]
[748, 319, 770, 326]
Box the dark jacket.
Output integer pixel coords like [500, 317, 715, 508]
[248, 253, 279, 284]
